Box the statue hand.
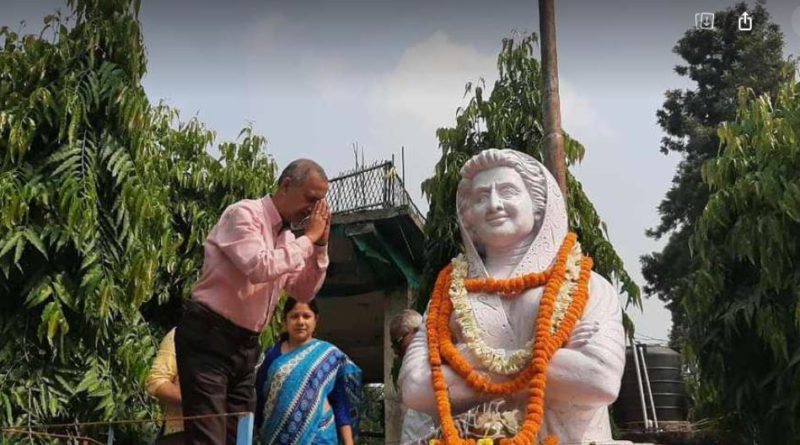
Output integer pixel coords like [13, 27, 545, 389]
[565, 320, 600, 349]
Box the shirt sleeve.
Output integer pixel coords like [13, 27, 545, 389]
[285, 243, 329, 302]
[146, 329, 177, 397]
[329, 364, 354, 428]
[214, 205, 316, 284]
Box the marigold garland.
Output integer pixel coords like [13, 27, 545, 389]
[463, 269, 552, 296]
[450, 257, 532, 375]
[427, 232, 593, 445]
[450, 236, 582, 375]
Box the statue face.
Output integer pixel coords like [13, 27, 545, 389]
[465, 166, 536, 250]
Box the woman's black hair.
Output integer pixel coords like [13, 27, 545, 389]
[277, 297, 320, 342]
[282, 297, 319, 319]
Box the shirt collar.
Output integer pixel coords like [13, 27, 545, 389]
[262, 196, 288, 236]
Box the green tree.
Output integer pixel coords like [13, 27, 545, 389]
[685, 80, 800, 444]
[142, 111, 277, 328]
[140, 111, 284, 344]
[0, 2, 175, 441]
[641, 2, 794, 348]
[0, 1, 279, 442]
[419, 33, 640, 327]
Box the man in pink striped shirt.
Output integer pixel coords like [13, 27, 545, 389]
[175, 159, 331, 445]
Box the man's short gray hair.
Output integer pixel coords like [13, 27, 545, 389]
[277, 159, 328, 187]
[389, 309, 423, 342]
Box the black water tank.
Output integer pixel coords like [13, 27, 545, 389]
[613, 345, 688, 425]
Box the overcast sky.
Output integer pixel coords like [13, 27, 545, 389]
[6, 0, 800, 343]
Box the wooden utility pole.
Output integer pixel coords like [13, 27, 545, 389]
[539, 0, 567, 196]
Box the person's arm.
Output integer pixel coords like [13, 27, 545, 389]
[329, 356, 358, 444]
[398, 310, 492, 416]
[146, 330, 181, 405]
[329, 365, 353, 425]
[544, 273, 626, 406]
[338, 424, 354, 445]
[329, 385, 354, 445]
[285, 210, 331, 301]
[284, 243, 329, 301]
[153, 379, 181, 405]
[214, 205, 319, 284]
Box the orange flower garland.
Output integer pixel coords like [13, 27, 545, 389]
[464, 269, 552, 297]
[441, 235, 577, 393]
[427, 233, 593, 445]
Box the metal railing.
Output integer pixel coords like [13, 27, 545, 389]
[328, 161, 423, 222]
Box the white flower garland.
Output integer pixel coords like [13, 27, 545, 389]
[450, 242, 584, 375]
[550, 241, 584, 335]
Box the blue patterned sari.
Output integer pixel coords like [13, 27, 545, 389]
[258, 339, 361, 445]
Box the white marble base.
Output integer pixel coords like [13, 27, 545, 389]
[585, 441, 655, 445]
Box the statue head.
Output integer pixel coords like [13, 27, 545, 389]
[457, 149, 547, 252]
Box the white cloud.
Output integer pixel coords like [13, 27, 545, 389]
[792, 5, 800, 40]
[362, 31, 496, 206]
[243, 12, 296, 93]
[560, 80, 614, 141]
[243, 13, 361, 104]
[368, 31, 496, 129]
[247, 12, 291, 55]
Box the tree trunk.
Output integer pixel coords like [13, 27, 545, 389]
[539, 0, 567, 197]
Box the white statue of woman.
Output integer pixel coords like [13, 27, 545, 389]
[399, 149, 627, 444]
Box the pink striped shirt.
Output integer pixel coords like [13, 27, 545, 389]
[192, 196, 328, 332]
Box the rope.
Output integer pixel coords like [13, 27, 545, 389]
[2, 411, 252, 431]
[1, 411, 255, 444]
[1, 428, 105, 445]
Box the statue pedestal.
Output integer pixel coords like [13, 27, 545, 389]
[607, 442, 658, 445]
[598, 440, 667, 445]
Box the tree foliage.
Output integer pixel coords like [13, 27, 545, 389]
[0, 1, 278, 442]
[142, 112, 278, 329]
[419, 33, 640, 330]
[641, 2, 794, 348]
[684, 80, 800, 444]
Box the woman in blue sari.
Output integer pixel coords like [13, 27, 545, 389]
[256, 298, 361, 445]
